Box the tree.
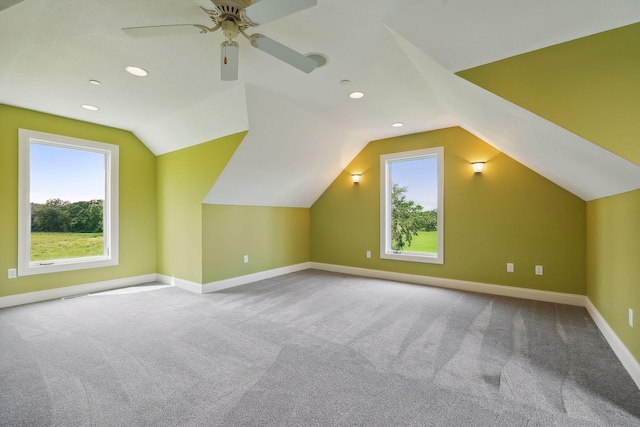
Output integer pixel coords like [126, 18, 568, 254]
[391, 184, 424, 251]
[31, 199, 69, 232]
[31, 199, 103, 233]
[416, 209, 437, 232]
[391, 185, 439, 251]
[67, 200, 103, 232]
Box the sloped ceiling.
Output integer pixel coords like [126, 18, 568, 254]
[204, 85, 367, 207]
[387, 26, 640, 202]
[2, 0, 640, 207]
[457, 22, 640, 166]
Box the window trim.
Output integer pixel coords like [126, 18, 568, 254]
[18, 129, 119, 276]
[380, 147, 444, 264]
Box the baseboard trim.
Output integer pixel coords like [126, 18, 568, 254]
[156, 274, 203, 294]
[201, 262, 312, 293]
[0, 274, 157, 309]
[156, 263, 313, 295]
[3, 264, 637, 390]
[585, 298, 640, 389]
[310, 262, 586, 306]
[311, 262, 640, 390]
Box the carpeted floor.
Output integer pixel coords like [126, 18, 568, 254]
[1, 270, 639, 426]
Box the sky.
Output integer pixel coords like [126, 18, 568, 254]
[30, 143, 105, 204]
[29, 142, 436, 207]
[390, 156, 438, 210]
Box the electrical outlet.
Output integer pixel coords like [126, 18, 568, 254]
[243, 255, 249, 263]
[506, 263, 514, 273]
[535, 265, 543, 275]
[630, 308, 634, 328]
[8, 268, 17, 279]
[366, 251, 371, 259]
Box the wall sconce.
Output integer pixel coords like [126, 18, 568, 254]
[471, 162, 485, 174]
[352, 174, 361, 184]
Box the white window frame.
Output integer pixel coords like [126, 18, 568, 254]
[18, 129, 119, 276]
[380, 147, 444, 264]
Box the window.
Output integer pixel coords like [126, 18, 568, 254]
[380, 147, 443, 264]
[18, 129, 119, 276]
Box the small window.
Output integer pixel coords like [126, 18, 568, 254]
[380, 147, 443, 264]
[18, 129, 119, 276]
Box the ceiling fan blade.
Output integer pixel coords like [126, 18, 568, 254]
[122, 25, 209, 38]
[220, 41, 239, 81]
[0, 0, 24, 12]
[244, 0, 316, 25]
[192, 0, 216, 10]
[251, 34, 317, 73]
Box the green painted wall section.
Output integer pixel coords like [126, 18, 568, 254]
[311, 127, 586, 294]
[587, 190, 640, 363]
[456, 22, 640, 165]
[202, 205, 310, 283]
[0, 104, 157, 297]
[456, 23, 640, 365]
[156, 132, 245, 283]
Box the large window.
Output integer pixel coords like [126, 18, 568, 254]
[18, 129, 119, 276]
[380, 147, 443, 264]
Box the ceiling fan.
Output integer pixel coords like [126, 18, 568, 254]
[123, 0, 319, 81]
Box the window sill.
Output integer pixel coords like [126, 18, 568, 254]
[18, 256, 118, 277]
[380, 251, 443, 264]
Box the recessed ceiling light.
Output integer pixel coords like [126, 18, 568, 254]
[306, 53, 328, 68]
[81, 104, 99, 111]
[349, 91, 365, 99]
[89, 79, 101, 85]
[391, 122, 404, 128]
[125, 65, 148, 77]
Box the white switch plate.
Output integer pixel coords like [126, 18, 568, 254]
[630, 308, 634, 327]
[243, 255, 249, 263]
[506, 263, 514, 273]
[535, 265, 543, 275]
[366, 251, 371, 259]
[8, 268, 17, 279]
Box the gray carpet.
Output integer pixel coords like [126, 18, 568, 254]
[1, 270, 639, 426]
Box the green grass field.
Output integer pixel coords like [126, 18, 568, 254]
[405, 231, 438, 253]
[31, 232, 104, 262]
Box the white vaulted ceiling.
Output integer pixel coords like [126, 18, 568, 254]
[2, 0, 640, 206]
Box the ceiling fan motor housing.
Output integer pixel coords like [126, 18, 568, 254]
[122, 0, 319, 81]
[222, 20, 239, 40]
[213, 0, 256, 12]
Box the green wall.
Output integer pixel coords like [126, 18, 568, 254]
[202, 205, 310, 283]
[0, 104, 157, 297]
[456, 23, 640, 365]
[311, 127, 586, 294]
[457, 22, 640, 165]
[587, 190, 640, 361]
[156, 132, 245, 284]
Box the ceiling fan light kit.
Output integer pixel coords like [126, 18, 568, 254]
[122, 0, 319, 81]
[220, 40, 240, 81]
